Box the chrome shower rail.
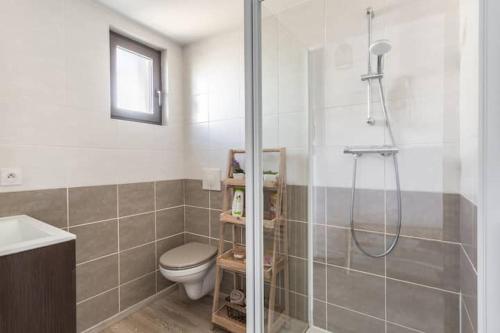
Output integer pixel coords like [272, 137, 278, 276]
[343, 145, 399, 156]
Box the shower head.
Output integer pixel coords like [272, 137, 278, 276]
[370, 39, 392, 56]
[370, 39, 391, 74]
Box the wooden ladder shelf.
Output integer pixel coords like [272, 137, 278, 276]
[211, 148, 289, 333]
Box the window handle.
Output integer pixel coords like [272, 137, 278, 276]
[156, 90, 162, 107]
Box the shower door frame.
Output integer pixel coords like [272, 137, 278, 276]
[244, 0, 264, 332]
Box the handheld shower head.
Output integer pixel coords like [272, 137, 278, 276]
[370, 39, 392, 74]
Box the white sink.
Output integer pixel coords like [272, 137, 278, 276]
[0, 215, 76, 257]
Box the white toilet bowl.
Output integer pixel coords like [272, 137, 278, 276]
[159, 242, 217, 300]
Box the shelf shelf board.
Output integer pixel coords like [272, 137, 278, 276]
[224, 178, 279, 190]
[217, 248, 285, 280]
[219, 211, 278, 229]
[212, 303, 246, 333]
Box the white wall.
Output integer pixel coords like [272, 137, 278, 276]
[183, 30, 246, 180]
[0, 0, 185, 192]
[459, 0, 479, 203]
[265, 0, 462, 193]
[183, 9, 309, 185]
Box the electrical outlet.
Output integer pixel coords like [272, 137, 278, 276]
[1, 168, 23, 186]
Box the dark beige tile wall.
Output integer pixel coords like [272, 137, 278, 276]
[1, 181, 476, 332]
[311, 186, 474, 333]
[0, 180, 186, 333]
[460, 196, 478, 333]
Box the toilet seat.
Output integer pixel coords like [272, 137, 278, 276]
[158, 242, 218, 300]
[159, 242, 217, 270]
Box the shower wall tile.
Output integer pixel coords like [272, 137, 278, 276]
[313, 300, 327, 330]
[326, 265, 385, 319]
[68, 185, 117, 226]
[326, 226, 385, 276]
[288, 221, 308, 258]
[156, 180, 184, 209]
[386, 236, 460, 292]
[326, 303, 385, 333]
[313, 262, 326, 301]
[326, 187, 385, 232]
[289, 292, 308, 322]
[386, 323, 421, 333]
[312, 186, 326, 225]
[287, 184, 308, 221]
[387, 191, 460, 242]
[461, 298, 475, 333]
[118, 182, 155, 217]
[289, 256, 308, 295]
[313, 224, 326, 262]
[0, 188, 67, 228]
[386, 279, 459, 333]
[460, 196, 477, 269]
[460, 247, 477, 331]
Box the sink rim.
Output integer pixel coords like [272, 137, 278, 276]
[0, 215, 76, 257]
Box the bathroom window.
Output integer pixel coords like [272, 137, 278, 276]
[110, 31, 163, 125]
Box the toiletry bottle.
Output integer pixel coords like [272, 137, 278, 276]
[232, 188, 244, 217]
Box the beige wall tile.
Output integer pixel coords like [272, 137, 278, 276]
[118, 182, 154, 217]
[77, 289, 119, 333]
[327, 303, 385, 333]
[120, 273, 156, 310]
[327, 265, 385, 319]
[76, 255, 118, 302]
[0, 189, 67, 228]
[157, 234, 185, 263]
[387, 236, 460, 292]
[119, 213, 155, 250]
[120, 243, 156, 284]
[313, 300, 327, 330]
[185, 179, 209, 207]
[185, 206, 209, 236]
[460, 248, 477, 331]
[156, 207, 184, 239]
[69, 185, 117, 226]
[326, 226, 385, 276]
[386, 279, 459, 332]
[184, 232, 209, 244]
[156, 180, 184, 209]
[209, 209, 232, 240]
[70, 220, 118, 264]
[209, 189, 223, 210]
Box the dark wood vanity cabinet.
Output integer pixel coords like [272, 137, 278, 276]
[0, 241, 76, 333]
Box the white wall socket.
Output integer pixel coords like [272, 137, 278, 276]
[1, 168, 23, 186]
[202, 168, 221, 191]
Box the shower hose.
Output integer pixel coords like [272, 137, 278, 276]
[349, 78, 402, 258]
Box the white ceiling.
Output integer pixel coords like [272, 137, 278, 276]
[96, 0, 244, 45]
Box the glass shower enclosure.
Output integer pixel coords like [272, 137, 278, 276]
[245, 0, 478, 332]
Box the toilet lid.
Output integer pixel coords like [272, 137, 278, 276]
[159, 242, 217, 270]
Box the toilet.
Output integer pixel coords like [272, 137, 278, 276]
[159, 242, 218, 300]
